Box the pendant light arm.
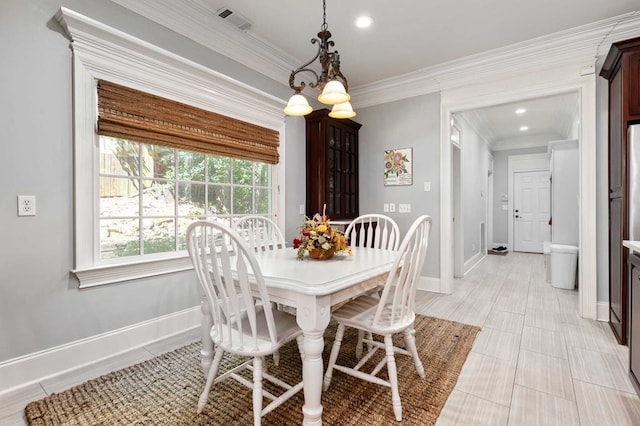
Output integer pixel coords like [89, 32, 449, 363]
[288, 41, 323, 93]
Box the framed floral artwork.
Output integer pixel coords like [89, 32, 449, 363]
[384, 148, 413, 186]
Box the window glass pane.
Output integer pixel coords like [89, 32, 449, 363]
[100, 218, 139, 259]
[207, 156, 231, 183]
[233, 159, 253, 185]
[178, 182, 206, 216]
[177, 217, 199, 251]
[142, 180, 175, 216]
[142, 144, 174, 179]
[98, 137, 273, 262]
[233, 186, 252, 214]
[142, 218, 176, 254]
[255, 187, 270, 214]
[255, 162, 270, 186]
[207, 184, 230, 215]
[100, 137, 139, 177]
[100, 177, 139, 216]
[178, 151, 205, 181]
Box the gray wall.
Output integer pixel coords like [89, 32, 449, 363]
[356, 93, 441, 278]
[458, 118, 491, 262]
[0, 0, 303, 363]
[491, 146, 548, 246]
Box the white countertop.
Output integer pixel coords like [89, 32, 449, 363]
[623, 240, 640, 253]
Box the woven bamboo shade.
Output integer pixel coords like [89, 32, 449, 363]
[97, 80, 280, 164]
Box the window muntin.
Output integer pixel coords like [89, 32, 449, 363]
[99, 136, 273, 262]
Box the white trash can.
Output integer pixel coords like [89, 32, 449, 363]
[549, 244, 578, 289]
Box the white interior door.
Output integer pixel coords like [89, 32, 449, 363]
[513, 170, 550, 253]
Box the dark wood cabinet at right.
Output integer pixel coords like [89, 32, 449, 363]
[600, 36, 640, 346]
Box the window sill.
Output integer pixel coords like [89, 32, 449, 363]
[73, 256, 194, 288]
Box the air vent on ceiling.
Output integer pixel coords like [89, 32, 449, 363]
[217, 7, 252, 31]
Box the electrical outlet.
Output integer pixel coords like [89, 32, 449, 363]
[389, 203, 396, 213]
[424, 181, 431, 192]
[383, 203, 389, 213]
[18, 195, 36, 216]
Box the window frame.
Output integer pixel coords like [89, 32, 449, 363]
[57, 8, 286, 288]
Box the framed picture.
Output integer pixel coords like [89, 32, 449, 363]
[384, 148, 413, 186]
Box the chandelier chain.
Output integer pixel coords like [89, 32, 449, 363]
[322, 0, 327, 31]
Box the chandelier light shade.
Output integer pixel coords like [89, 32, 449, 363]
[329, 101, 356, 119]
[284, 0, 355, 118]
[318, 80, 350, 105]
[284, 93, 313, 116]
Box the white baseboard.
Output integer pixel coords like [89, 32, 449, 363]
[596, 301, 609, 322]
[464, 252, 485, 275]
[416, 275, 441, 293]
[0, 306, 202, 395]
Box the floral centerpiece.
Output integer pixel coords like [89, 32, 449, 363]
[293, 213, 352, 261]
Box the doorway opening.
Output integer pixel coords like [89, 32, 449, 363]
[439, 74, 597, 320]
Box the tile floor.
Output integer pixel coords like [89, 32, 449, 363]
[2, 252, 640, 425]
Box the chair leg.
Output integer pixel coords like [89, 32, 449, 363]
[384, 335, 402, 421]
[404, 327, 425, 378]
[252, 356, 264, 426]
[356, 330, 364, 358]
[356, 330, 374, 358]
[198, 347, 224, 414]
[295, 334, 305, 361]
[323, 323, 346, 391]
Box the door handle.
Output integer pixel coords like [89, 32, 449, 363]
[515, 209, 519, 213]
[515, 215, 520, 218]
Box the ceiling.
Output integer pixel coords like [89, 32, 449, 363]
[160, 1, 638, 148]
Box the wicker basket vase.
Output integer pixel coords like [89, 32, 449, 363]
[307, 246, 336, 260]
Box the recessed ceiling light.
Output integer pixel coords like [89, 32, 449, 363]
[520, 126, 529, 131]
[515, 108, 526, 114]
[355, 15, 373, 28]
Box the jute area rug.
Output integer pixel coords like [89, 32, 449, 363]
[25, 315, 480, 425]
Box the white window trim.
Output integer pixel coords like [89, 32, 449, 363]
[55, 7, 286, 288]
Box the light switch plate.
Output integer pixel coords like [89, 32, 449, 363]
[383, 203, 389, 212]
[424, 182, 431, 192]
[389, 203, 396, 213]
[399, 203, 411, 213]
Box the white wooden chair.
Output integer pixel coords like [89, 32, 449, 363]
[186, 220, 304, 426]
[344, 214, 400, 251]
[345, 214, 401, 357]
[322, 215, 432, 422]
[234, 214, 287, 365]
[235, 215, 286, 252]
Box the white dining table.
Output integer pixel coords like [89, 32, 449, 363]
[198, 246, 397, 425]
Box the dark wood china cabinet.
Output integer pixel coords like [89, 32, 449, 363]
[305, 109, 361, 221]
[600, 36, 640, 348]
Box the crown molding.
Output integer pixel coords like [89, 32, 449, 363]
[351, 11, 640, 108]
[108, 2, 640, 109]
[110, 0, 298, 85]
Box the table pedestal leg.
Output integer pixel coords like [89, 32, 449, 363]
[297, 295, 331, 426]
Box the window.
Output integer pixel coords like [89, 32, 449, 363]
[58, 8, 285, 287]
[100, 137, 273, 260]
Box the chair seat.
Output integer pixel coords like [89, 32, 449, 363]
[332, 295, 415, 335]
[212, 307, 302, 356]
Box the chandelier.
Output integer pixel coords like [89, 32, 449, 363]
[283, 0, 355, 119]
